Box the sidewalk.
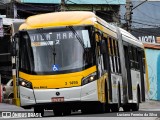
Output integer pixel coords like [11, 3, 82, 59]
[140, 100, 160, 109]
[0, 103, 32, 111]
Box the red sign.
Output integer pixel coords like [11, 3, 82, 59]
[51, 97, 64, 102]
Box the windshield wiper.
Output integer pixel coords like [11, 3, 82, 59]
[67, 26, 86, 50]
[36, 28, 56, 65]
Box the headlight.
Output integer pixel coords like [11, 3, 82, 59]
[19, 78, 33, 89]
[82, 72, 97, 85]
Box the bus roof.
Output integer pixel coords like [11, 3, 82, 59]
[19, 11, 143, 48]
[19, 11, 96, 30]
[119, 28, 144, 48]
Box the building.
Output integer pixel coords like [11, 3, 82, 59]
[121, 1, 160, 100]
[0, 0, 125, 24]
[0, 17, 24, 84]
[0, 0, 125, 84]
[132, 27, 160, 101]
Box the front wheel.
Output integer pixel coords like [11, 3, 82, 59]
[34, 107, 44, 117]
[63, 108, 71, 116]
[81, 103, 106, 114]
[53, 109, 63, 116]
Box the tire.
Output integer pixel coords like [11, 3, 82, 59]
[97, 103, 106, 113]
[81, 108, 90, 114]
[53, 109, 63, 116]
[123, 104, 130, 112]
[63, 109, 71, 116]
[81, 104, 93, 114]
[34, 107, 44, 117]
[81, 103, 105, 114]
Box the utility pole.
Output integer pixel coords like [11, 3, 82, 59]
[13, 0, 17, 18]
[7, 0, 17, 18]
[125, 0, 133, 32]
[61, 0, 66, 11]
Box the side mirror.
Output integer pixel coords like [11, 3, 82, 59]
[10, 33, 19, 56]
[100, 40, 107, 54]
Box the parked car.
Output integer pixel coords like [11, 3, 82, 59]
[3, 79, 13, 99]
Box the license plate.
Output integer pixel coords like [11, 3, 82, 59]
[51, 97, 64, 102]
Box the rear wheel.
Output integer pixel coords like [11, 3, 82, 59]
[110, 104, 119, 112]
[123, 104, 131, 112]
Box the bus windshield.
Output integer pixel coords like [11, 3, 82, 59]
[19, 27, 96, 74]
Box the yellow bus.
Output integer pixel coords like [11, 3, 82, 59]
[12, 11, 149, 116]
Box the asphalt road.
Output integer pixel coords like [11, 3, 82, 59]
[1, 108, 160, 120]
[0, 100, 160, 120]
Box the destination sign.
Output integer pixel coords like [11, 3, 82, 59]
[29, 30, 91, 47]
[29, 31, 82, 42]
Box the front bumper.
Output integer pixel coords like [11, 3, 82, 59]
[20, 80, 98, 107]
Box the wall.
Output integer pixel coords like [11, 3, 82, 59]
[145, 49, 160, 100]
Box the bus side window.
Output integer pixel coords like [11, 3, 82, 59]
[135, 48, 139, 70]
[132, 47, 137, 70]
[108, 37, 114, 73]
[115, 40, 121, 74]
[112, 39, 117, 73]
[101, 37, 108, 71]
[129, 46, 134, 68]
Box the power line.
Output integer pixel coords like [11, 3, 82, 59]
[147, 2, 160, 8]
[132, 21, 160, 28]
[131, 29, 160, 36]
[135, 7, 160, 21]
[132, 0, 147, 11]
[133, 18, 160, 25]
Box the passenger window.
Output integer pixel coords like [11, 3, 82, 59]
[108, 38, 121, 74]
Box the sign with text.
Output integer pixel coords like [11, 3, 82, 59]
[0, 18, 3, 37]
[131, 28, 160, 44]
[138, 36, 156, 44]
